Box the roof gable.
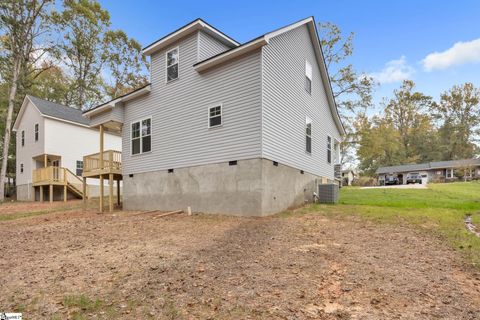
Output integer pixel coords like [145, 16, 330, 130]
[143, 18, 239, 56]
[13, 95, 89, 131]
[193, 17, 345, 136]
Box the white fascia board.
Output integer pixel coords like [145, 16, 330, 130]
[199, 21, 240, 47]
[43, 115, 90, 128]
[143, 20, 239, 56]
[83, 85, 151, 118]
[264, 17, 314, 41]
[194, 37, 268, 72]
[12, 96, 32, 131]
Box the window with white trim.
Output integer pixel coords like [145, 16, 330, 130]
[446, 169, 453, 178]
[209, 105, 222, 128]
[20, 163, 24, 173]
[327, 135, 332, 164]
[21, 130, 25, 146]
[76, 160, 83, 176]
[34, 123, 39, 142]
[305, 60, 312, 94]
[166, 47, 179, 82]
[131, 118, 151, 155]
[305, 117, 312, 153]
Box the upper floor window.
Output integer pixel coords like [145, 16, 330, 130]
[305, 117, 312, 153]
[20, 163, 24, 173]
[131, 118, 151, 155]
[166, 47, 179, 82]
[34, 123, 39, 142]
[21, 130, 25, 146]
[305, 60, 312, 94]
[76, 160, 83, 176]
[327, 135, 332, 164]
[208, 105, 222, 128]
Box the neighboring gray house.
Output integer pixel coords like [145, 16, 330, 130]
[376, 159, 480, 185]
[83, 17, 344, 216]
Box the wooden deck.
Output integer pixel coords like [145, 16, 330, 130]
[82, 150, 122, 179]
[32, 166, 86, 201]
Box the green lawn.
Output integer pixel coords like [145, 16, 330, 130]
[293, 182, 480, 268]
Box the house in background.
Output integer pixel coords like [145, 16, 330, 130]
[342, 169, 355, 186]
[83, 17, 344, 216]
[13, 95, 121, 202]
[376, 159, 480, 185]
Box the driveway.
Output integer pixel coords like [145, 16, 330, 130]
[362, 183, 427, 189]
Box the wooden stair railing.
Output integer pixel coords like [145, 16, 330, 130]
[32, 166, 87, 199]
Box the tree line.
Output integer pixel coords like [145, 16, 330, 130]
[356, 80, 480, 176]
[0, 0, 148, 199]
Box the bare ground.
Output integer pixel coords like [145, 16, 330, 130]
[0, 202, 479, 319]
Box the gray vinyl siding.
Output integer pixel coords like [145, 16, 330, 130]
[261, 25, 341, 179]
[15, 101, 45, 186]
[197, 31, 231, 62]
[89, 107, 124, 127]
[122, 33, 262, 175]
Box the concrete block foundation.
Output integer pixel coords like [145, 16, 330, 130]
[123, 158, 331, 216]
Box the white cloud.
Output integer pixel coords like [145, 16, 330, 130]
[368, 56, 415, 84]
[422, 38, 480, 71]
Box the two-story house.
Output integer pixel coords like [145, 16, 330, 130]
[83, 17, 344, 216]
[13, 95, 121, 202]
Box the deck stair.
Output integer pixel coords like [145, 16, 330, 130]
[33, 166, 86, 199]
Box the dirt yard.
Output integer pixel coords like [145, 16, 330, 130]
[0, 202, 479, 319]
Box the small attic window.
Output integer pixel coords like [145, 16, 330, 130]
[34, 123, 39, 142]
[166, 47, 179, 82]
[21, 130, 25, 146]
[305, 60, 312, 94]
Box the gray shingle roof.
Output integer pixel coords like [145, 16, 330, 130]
[27, 95, 90, 126]
[376, 159, 480, 174]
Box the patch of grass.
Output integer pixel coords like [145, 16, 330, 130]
[62, 294, 106, 319]
[63, 294, 103, 311]
[284, 182, 480, 268]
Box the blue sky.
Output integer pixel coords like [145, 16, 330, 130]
[100, 0, 480, 112]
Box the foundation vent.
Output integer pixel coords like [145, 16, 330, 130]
[318, 184, 339, 204]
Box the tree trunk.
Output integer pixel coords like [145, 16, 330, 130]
[0, 58, 21, 201]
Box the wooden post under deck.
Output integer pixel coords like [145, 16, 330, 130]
[49, 184, 53, 203]
[99, 124, 104, 213]
[40, 185, 43, 202]
[63, 169, 67, 202]
[82, 177, 87, 210]
[116, 179, 120, 206]
[99, 175, 104, 213]
[109, 173, 113, 213]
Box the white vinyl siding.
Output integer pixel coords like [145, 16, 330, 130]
[122, 32, 262, 175]
[262, 24, 341, 179]
[197, 31, 231, 62]
[89, 107, 124, 127]
[15, 101, 45, 186]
